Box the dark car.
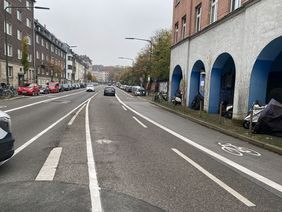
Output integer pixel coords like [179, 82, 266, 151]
[0, 110, 15, 162]
[62, 84, 71, 91]
[104, 86, 115, 96]
[39, 85, 50, 94]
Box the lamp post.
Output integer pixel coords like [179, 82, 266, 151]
[4, 5, 49, 86]
[125, 37, 153, 93]
[118, 57, 134, 85]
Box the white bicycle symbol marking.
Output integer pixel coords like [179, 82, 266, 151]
[218, 143, 261, 157]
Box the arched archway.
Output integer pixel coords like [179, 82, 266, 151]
[249, 36, 282, 107]
[171, 65, 183, 98]
[189, 60, 205, 108]
[208, 53, 236, 113]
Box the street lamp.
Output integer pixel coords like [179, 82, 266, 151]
[4, 5, 49, 85]
[125, 37, 153, 93]
[118, 57, 134, 85]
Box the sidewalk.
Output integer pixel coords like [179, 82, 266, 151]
[141, 94, 282, 155]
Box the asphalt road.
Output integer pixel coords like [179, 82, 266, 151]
[0, 86, 281, 212]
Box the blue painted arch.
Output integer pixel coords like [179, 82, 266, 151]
[249, 36, 282, 107]
[189, 60, 205, 107]
[208, 53, 236, 113]
[171, 65, 183, 98]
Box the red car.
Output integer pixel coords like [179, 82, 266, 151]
[17, 83, 40, 96]
[48, 82, 60, 93]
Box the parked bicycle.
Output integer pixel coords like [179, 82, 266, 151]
[218, 142, 261, 157]
[0, 84, 18, 99]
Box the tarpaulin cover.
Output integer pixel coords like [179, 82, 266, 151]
[254, 99, 282, 137]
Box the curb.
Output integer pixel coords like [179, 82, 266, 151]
[148, 100, 282, 155]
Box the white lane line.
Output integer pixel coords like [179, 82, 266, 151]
[35, 147, 63, 181]
[68, 104, 86, 126]
[133, 116, 147, 128]
[172, 148, 255, 207]
[115, 94, 282, 194]
[4, 90, 85, 113]
[0, 92, 99, 166]
[122, 106, 127, 111]
[85, 96, 103, 212]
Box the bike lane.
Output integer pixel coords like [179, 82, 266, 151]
[116, 89, 282, 198]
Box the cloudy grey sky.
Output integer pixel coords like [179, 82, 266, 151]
[34, 0, 173, 66]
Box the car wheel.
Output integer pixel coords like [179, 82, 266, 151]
[32, 91, 35, 96]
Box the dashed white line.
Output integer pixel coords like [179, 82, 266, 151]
[68, 104, 86, 126]
[1, 93, 99, 166]
[122, 106, 127, 111]
[115, 94, 282, 194]
[85, 96, 103, 212]
[35, 147, 63, 181]
[133, 116, 147, 128]
[4, 90, 85, 113]
[172, 148, 256, 207]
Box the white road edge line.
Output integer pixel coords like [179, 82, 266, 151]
[115, 94, 282, 194]
[35, 147, 63, 181]
[122, 106, 127, 111]
[85, 96, 103, 212]
[0, 92, 100, 166]
[68, 104, 86, 126]
[4, 90, 85, 113]
[172, 148, 255, 207]
[133, 116, 147, 128]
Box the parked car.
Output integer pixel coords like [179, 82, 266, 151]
[125, 85, 132, 92]
[39, 85, 50, 94]
[86, 84, 95, 92]
[59, 84, 64, 92]
[104, 86, 115, 96]
[62, 84, 71, 91]
[132, 86, 146, 96]
[17, 83, 40, 96]
[48, 82, 60, 93]
[0, 110, 15, 162]
[120, 85, 126, 90]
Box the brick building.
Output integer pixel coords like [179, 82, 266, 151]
[170, 0, 282, 119]
[0, 0, 35, 86]
[34, 20, 66, 85]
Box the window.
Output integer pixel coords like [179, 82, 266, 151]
[17, 10, 22, 21]
[68, 65, 72, 69]
[17, 30, 23, 40]
[195, 4, 201, 32]
[51, 45, 54, 52]
[36, 35, 39, 43]
[4, 1, 12, 14]
[26, 1, 31, 10]
[26, 18, 32, 28]
[46, 42, 49, 49]
[174, 22, 179, 43]
[41, 53, 44, 61]
[28, 54, 32, 62]
[26, 36, 32, 45]
[68, 56, 72, 61]
[181, 15, 187, 39]
[8, 66, 13, 77]
[18, 49, 22, 59]
[5, 22, 12, 35]
[41, 39, 44, 47]
[46, 55, 49, 62]
[230, 0, 241, 11]
[36, 51, 39, 59]
[37, 67, 41, 74]
[4, 44, 13, 57]
[175, 0, 180, 6]
[210, 0, 218, 23]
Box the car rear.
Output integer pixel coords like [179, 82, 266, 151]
[104, 86, 115, 96]
[86, 84, 95, 92]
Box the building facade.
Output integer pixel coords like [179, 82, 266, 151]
[34, 20, 66, 85]
[0, 0, 35, 86]
[170, 0, 282, 119]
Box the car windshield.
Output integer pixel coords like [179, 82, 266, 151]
[2, 1, 281, 212]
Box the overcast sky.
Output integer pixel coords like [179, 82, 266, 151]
[34, 0, 173, 66]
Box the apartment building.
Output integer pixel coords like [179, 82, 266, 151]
[0, 0, 35, 86]
[170, 0, 282, 119]
[34, 20, 66, 85]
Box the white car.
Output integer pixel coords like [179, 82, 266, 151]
[86, 84, 95, 92]
[0, 110, 14, 162]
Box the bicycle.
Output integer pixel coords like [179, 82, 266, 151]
[218, 142, 261, 157]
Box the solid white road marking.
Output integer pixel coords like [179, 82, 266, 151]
[0, 92, 99, 166]
[4, 90, 84, 113]
[68, 104, 86, 126]
[122, 106, 127, 111]
[96, 139, 112, 144]
[115, 94, 282, 194]
[35, 147, 63, 181]
[132, 116, 147, 128]
[172, 148, 256, 207]
[85, 97, 103, 212]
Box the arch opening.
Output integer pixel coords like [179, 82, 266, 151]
[171, 65, 183, 98]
